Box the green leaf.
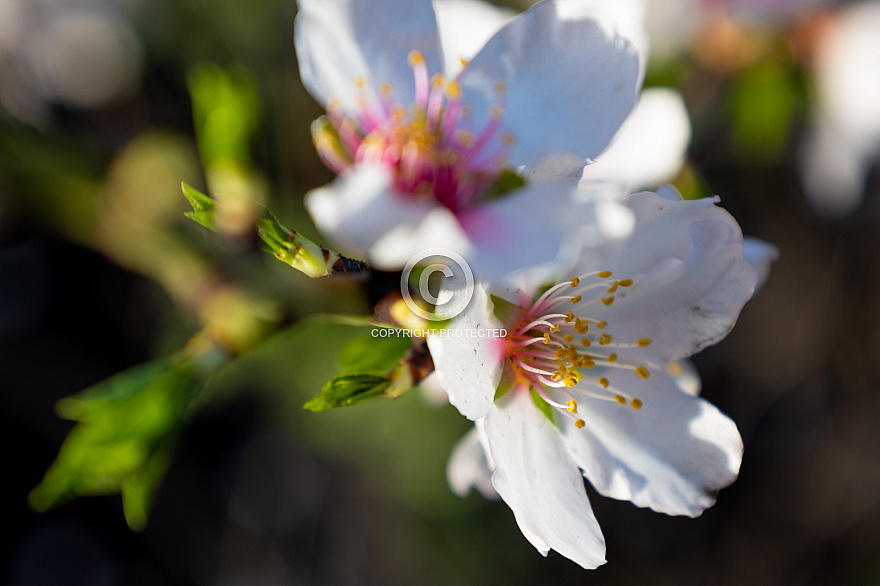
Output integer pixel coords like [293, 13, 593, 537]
[304, 373, 391, 411]
[29, 359, 198, 530]
[181, 182, 217, 231]
[337, 329, 413, 374]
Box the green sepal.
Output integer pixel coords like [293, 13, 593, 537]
[490, 294, 520, 325]
[530, 388, 556, 424]
[304, 373, 391, 411]
[481, 169, 527, 202]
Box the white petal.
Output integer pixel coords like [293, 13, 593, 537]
[418, 371, 450, 408]
[564, 368, 742, 517]
[574, 192, 759, 364]
[458, 0, 640, 168]
[742, 236, 779, 291]
[447, 424, 499, 499]
[432, 0, 515, 78]
[485, 392, 606, 569]
[295, 0, 443, 111]
[459, 181, 629, 289]
[304, 164, 472, 269]
[580, 88, 691, 190]
[427, 284, 505, 421]
[668, 359, 701, 397]
[521, 151, 588, 186]
[560, 0, 650, 69]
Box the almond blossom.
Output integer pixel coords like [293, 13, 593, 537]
[429, 187, 772, 568]
[294, 0, 640, 282]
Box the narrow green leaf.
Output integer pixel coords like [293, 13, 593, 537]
[304, 373, 391, 411]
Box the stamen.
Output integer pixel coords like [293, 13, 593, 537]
[615, 394, 627, 405]
[636, 366, 650, 379]
[637, 338, 652, 347]
[566, 400, 578, 414]
[631, 399, 643, 410]
[571, 277, 580, 288]
[575, 419, 586, 429]
[601, 296, 615, 306]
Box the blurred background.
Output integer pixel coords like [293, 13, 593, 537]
[2, 0, 880, 584]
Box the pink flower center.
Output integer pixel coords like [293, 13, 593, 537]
[504, 271, 652, 428]
[311, 50, 515, 214]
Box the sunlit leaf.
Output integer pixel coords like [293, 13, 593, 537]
[304, 373, 391, 411]
[29, 359, 198, 530]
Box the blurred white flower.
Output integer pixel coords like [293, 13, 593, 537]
[295, 0, 641, 283]
[799, 1, 880, 217]
[0, 0, 142, 124]
[431, 188, 766, 568]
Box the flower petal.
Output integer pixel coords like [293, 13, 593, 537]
[563, 368, 742, 517]
[427, 284, 505, 420]
[458, 181, 632, 289]
[304, 164, 471, 269]
[581, 87, 691, 190]
[571, 191, 759, 364]
[743, 236, 779, 291]
[432, 0, 514, 78]
[447, 422, 499, 499]
[458, 0, 640, 168]
[485, 391, 606, 569]
[295, 0, 443, 111]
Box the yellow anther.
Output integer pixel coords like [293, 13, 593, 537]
[446, 81, 462, 99]
[637, 338, 653, 347]
[489, 104, 504, 119]
[549, 325, 560, 333]
[597, 321, 607, 329]
[566, 400, 578, 414]
[608, 353, 618, 363]
[564, 310, 574, 323]
[631, 398, 643, 410]
[408, 50, 425, 66]
[571, 276, 580, 288]
[597, 271, 613, 279]
[554, 348, 568, 360]
[502, 131, 516, 146]
[570, 295, 582, 304]
[601, 296, 615, 306]
[455, 130, 474, 146]
[564, 334, 574, 343]
[615, 394, 627, 405]
[574, 318, 588, 335]
[599, 377, 610, 389]
[564, 376, 578, 387]
[575, 419, 586, 429]
[599, 333, 612, 345]
[606, 281, 619, 294]
[391, 104, 407, 119]
[495, 81, 506, 94]
[550, 373, 563, 382]
[354, 76, 368, 89]
[542, 333, 551, 344]
[618, 279, 633, 287]
[431, 73, 445, 87]
[636, 366, 650, 379]
[667, 361, 684, 376]
[379, 81, 393, 96]
[459, 57, 470, 68]
[581, 338, 591, 348]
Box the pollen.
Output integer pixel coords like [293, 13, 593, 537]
[574, 318, 588, 334]
[570, 276, 580, 288]
[575, 419, 586, 429]
[543, 333, 552, 344]
[549, 325, 560, 333]
[608, 353, 618, 363]
[571, 295, 582, 304]
[407, 50, 425, 66]
[597, 321, 607, 329]
[564, 335, 574, 343]
[354, 76, 367, 89]
[446, 81, 462, 99]
[599, 377, 610, 389]
[636, 366, 650, 379]
[566, 400, 578, 414]
[489, 104, 504, 119]
[599, 333, 612, 345]
[615, 394, 627, 405]
[459, 57, 470, 67]
[379, 82, 393, 96]
[631, 398, 644, 410]
[601, 296, 615, 306]
[431, 73, 445, 87]
[606, 281, 619, 294]
[637, 338, 653, 347]
[564, 310, 574, 323]
[502, 131, 516, 146]
[581, 338, 591, 347]
[618, 279, 633, 287]
[597, 271, 613, 279]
